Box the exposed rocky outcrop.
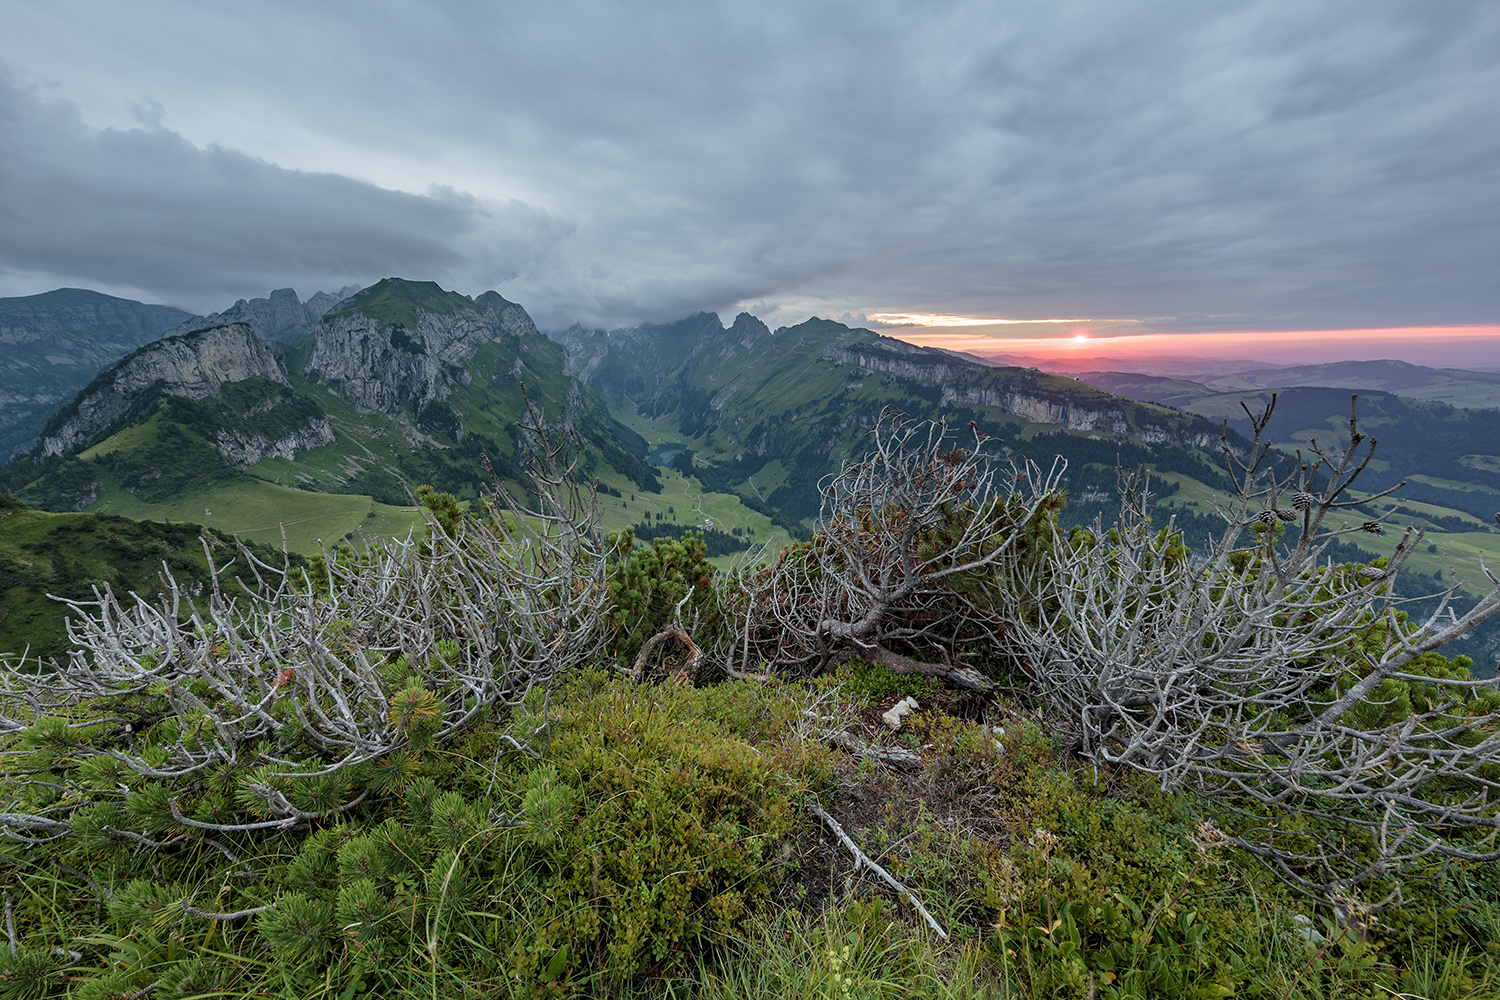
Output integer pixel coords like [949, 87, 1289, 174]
[37, 324, 288, 458]
[823, 339, 953, 384]
[826, 336, 1219, 447]
[304, 309, 496, 414]
[168, 285, 361, 344]
[726, 312, 772, 347]
[473, 290, 543, 342]
[216, 418, 336, 469]
[303, 284, 541, 416]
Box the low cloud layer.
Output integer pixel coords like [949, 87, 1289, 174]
[0, 67, 571, 313]
[2, 1, 1497, 332]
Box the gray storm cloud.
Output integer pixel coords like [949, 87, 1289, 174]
[0, 66, 570, 312]
[1, 0, 1497, 330]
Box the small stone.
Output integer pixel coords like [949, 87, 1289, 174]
[881, 696, 919, 730]
[1290, 913, 1325, 947]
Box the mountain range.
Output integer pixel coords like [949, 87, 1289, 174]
[0, 285, 371, 461]
[5, 277, 1500, 668]
[0, 289, 193, 459]
[164, 284, 365, 345]
[559, 312, 1235, 529]
[0, 279, 660, 552]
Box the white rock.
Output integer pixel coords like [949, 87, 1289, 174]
[1290, 914, 1325, 946]
[881, 696, 919, 730]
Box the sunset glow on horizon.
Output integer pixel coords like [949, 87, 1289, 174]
[888, 324, 1500, 370]
[867, 312, 1107, 327]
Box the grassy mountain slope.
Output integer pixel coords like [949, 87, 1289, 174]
[577, 314, 1235, 530]
[0, 494, 303, 662]
[0, 279, 661, 549]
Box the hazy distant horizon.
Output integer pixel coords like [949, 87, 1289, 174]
[7, 280, 1497, 377]
[886, 323, 1500, 373]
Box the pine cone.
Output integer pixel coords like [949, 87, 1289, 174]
[1255, 510, 1277, 526]
[1292, 492, 1315, 511]
[1361, 520, 1384, 535]
[1275, 508, 1298, 521]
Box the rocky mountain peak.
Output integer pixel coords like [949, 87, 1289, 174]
[727, 312, 771, 345]
[37, 323, 287, 458]
[167, 285, 360, 345]
[303, 280, 534, 415]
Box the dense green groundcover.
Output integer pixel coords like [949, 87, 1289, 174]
[3, 660, 1499, 999]
[0, 669, 829, 998]
[4, 490, 1500, 997]
[0, 496, 300, 662]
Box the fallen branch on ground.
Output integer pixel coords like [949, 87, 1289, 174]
[806, 797, 948, 940]
[822, 729, 921, 769]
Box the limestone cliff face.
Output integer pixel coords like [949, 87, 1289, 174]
[824, 338, 1218, 448]
[475, 292, 543, 343]
[937, 384, 1127, 433]
[215, 418, 336, 469]
[302, 293, 537, 415]
[38, 324, 288, 458]
[823, 340, 954, 384]
[303, 311, 483, 413]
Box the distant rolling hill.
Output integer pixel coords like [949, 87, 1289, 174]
[987, 350, 1500, 409]
[1075, 374, 1500, 524]
[1197, 359, 1500, 409]
[1063, 357, 1500, 410]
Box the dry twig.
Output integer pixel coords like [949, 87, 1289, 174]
[806, 797, 948, 940]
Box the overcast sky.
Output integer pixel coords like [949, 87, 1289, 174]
[2, 0, 1497, 347]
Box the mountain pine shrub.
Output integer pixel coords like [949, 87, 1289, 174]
[0, 666, 834, 996]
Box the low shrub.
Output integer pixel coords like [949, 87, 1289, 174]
[0, 670, 831, 997]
